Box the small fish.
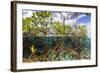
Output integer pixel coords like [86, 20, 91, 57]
[30, 45, 37, 53]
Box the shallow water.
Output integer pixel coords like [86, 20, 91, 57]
[23, 36, 91, 61]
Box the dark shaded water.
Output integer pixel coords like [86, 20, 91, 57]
[23, 36, 91, 59]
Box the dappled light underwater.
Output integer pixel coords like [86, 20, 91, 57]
[23, 36, 91, 63]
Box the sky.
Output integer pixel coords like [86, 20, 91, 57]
[22, 10, 91, 37]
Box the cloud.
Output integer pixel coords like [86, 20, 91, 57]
[23, 10, 33, 18]
[53, 13, 64, 22]
[77, 14, 86, 20]
[65, 14, 86, 25]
